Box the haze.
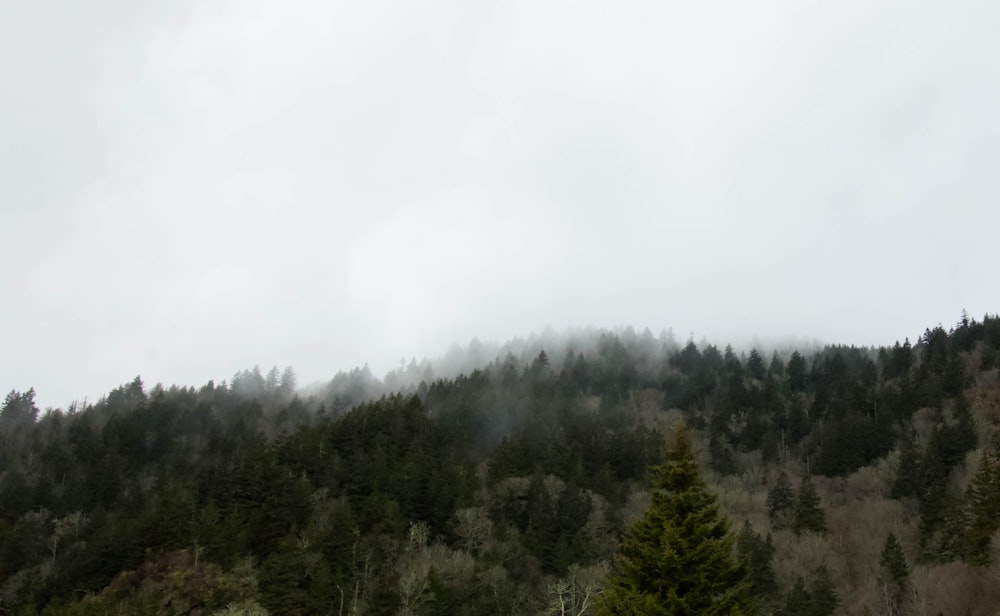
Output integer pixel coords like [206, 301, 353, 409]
[3, 0, 999, 409]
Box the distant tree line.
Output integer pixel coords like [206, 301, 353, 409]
[1, 314, 1000, 614]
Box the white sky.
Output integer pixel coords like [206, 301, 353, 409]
[3, 0, 999, 408]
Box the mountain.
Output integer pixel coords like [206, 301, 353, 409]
[2, 313, 1000, 615]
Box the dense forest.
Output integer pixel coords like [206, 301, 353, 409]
[2, 313, 1000, 615]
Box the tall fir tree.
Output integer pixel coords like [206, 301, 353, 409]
[747, 349, 767, 381]
[917, 436, 949, 554]
[766, 472, 795, 528]
[786, 352, 808, 393]
[793, 476, 827, 535]
[737, 521, 778, 603]
[782, 577, 810, 616]
[807, 565, 840, 616]
[891, 437, 920, 499]
[597, 422, 756, 615]
[878, 532, 909, 614]
[961, 433, 1000, 565]
[879, 532, 909, 586]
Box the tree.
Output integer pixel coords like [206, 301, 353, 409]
[544, 562, 609, 616]
[766, 473, 795, 528]
[878, 532, 909, 615]
[917, 436, 949, 553]
[879, 533, 909, 586]
[597, 422, 756, 615]
[793, 476, 826, 535]
[736, 522, 777, 602]
[768, 352, 785, 381]
[279, 366, 297, 398]
[891, 437, 920, 499]
[0, 388, 39, 428]
[786, 352, 808, 393]
[939, 395, 977, 470]
[961, 434, 1000, 565]
[747, 350, 767, 381]
[807, 565, 839, 616]
[782, 577, 810, 616]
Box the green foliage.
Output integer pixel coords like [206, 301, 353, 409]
[813, 411, 893, 477]
[38, 550, 260, 616]
[793, 476, 827, 535]
[938, 396, 977, 471]
[597, 423, 756, 615]
[5, 315, 1000, 614]
[807, 565, 840, 616]
[879, 532, 909, 586]
[768, 352, 785, 380]
[782, 576, 810, 615]
[786, 352, 809, 393]
[876, 533, 909, 616]
[737, 522, 777, 602]
[1, 388, 40, 429]
[960, 434, 1000, 565]
[766, 472, 795, 528]
[917, 436, 951, 555]
[747, 349, 767, 381]
[709, 436, 738, 476]
[780, 567, 839, 616]
[891, 437, 920, 499]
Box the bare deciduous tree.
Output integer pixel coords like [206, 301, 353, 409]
[542, 562, 609, 616]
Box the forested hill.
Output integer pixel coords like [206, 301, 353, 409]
[2, 314, 1000, 615]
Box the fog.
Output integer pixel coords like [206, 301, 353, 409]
[3, 0, 1000, 408]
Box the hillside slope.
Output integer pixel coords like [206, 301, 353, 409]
[1, 314, 999, 615]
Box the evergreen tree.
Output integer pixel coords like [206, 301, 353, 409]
[768, 352, 785, 381]
[709, 436, 738, 476]
[939, 395, 977, 470]
[0, 388, 39, 428]
[893, 339, 913, 377]
[597, 422, 756, 615]
[793, 476, 827, 535]
[786, 398, 809, 444]
[917, 436, 949, 554]
[737, 521, 777, 602]
[807, 565, 839, 616]
[879, 532, 909, 586]
[891, 437, 920, 499]
[961, 434, 1000, 565]
[981, 345, 997, 371]
[787, 352, 808, 393]
[766, 472, 795, 528]
[878, 532, 909, 614]
[747, 350, 767, 381]
[782, 577, 810, 616]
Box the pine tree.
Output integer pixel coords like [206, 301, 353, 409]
[737, 521, 777, 602]
[597, 422, 756, 615]
[787, 352, 808, 393]
[793, 476, 827, 535]
[961, 434, 1000, 565]
[879, 533, 909, 587]
[807, 565, 839, 616]
[786, 398, 809, 444]
[766, 472, 795, 528]
[939, 395, 977, 470]
[878, 532, 909, 614]
[768, 352, 785, 381]
[891, 437, 920, 499]
[782, 577, 810, 616]
[917, 436, 949, 553]
[747, 349, 767, 381]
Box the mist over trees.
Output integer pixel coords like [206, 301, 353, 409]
[2, 314, 1000, 614]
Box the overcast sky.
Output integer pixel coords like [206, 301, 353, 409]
[3, 0, 1000, 408]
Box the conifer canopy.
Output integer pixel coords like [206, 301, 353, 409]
[597, 422, 756, 615]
